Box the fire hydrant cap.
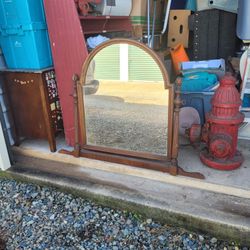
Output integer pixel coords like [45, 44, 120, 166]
[211, 75, 241, 107]
[220, 74, 236, 86]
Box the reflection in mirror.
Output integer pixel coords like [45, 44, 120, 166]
[83, 43, 169, 155]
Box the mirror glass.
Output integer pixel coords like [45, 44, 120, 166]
[83, 43, 169, 155]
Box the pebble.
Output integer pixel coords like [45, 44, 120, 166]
[158, 235, 167, 241]
[199, 235, 204, 242]
[211, 237, 218, 244]
[0, 179, 246, 250]
[126, 219, 132, 225]
[49, 214, 55, 220]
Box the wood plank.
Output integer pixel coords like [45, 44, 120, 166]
[44, 0, 88, 146]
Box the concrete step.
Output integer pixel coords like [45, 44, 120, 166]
[4, 152, 250, 246]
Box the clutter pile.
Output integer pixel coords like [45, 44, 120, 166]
[164, 0, 249, 170]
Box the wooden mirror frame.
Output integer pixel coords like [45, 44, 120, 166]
[60, 39, 204, 179]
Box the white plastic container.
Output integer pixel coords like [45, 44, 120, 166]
[208, 0, 238, 13]
[96, 0, 132, 16]
[237, 0, 250, 40]
[196, 0, 211, 11]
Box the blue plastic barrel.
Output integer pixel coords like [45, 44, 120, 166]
[185, 0, 196, 11]
[171, 0, 187, 9]
[237, 0, 250, 40]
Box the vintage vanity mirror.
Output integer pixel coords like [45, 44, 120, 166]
[61, 39, 203, 179]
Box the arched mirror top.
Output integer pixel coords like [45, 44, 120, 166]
[79, 38, 171, 89]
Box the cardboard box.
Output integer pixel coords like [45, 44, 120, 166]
[132, 24, 144, 38]
[130, 0, 164, 26]
[130, 0, 147, 17]
[167, 10, 191, 48]
[229, 57, 240, 72]
[156, 49, 170, 61]
[132, 24, 164, 39]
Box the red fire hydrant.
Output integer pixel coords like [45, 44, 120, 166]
[200, 75, 244, 170]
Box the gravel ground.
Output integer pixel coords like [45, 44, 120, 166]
[0, 178, 248, 250]
[85, 95, 168, 155]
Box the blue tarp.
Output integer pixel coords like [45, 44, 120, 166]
[181, 72, 218, 92]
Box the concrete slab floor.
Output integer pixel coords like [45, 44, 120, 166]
[13, 136, 250, 193]
[178, 138, 250, 190]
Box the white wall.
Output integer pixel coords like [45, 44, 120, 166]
[120, 44, 129, 81]
[0, 121, 11, 170]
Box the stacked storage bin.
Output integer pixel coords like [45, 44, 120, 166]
[181, 92, 213, 125]
[0, 0, 52, 69]
[180, 71, 219, 125]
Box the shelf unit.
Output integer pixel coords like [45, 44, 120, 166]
[79, 16, 131, 34]
[2, 68, 62, 152]
[240, 49, 250, 121]
[239, 48, 250, 138]
[44, 0, 132, 146]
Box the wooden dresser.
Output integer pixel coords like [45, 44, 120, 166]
[2, 68, 63, 152]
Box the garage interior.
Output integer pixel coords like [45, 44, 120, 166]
[0, 0, 250, 244]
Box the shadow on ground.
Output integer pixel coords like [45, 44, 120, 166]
[0, 236, 6, 250]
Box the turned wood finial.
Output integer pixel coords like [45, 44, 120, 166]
[72, 74, 79, 104]
[72, 73, 79, 82]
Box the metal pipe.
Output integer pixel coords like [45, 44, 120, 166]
[147, 0, 151, 46]
[161, 0, 172, 34]
[151, 0, 157, 48]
